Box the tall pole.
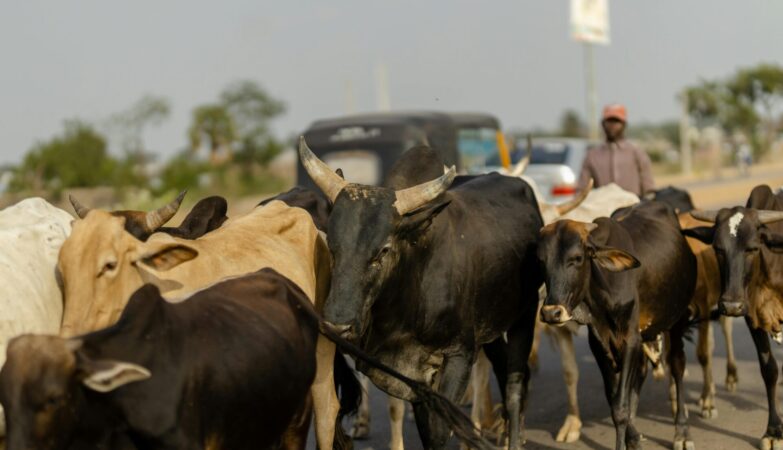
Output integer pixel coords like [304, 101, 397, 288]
[584, 43, 599, 140]
[679, 90, 692, 175]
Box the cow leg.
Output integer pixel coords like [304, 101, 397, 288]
[553, 326, 582, 444]
[351, 374, 371, 439]
[696, 318, 718, 418]
[470, 349, 495, 430]
[482, 337, 509, 445]
[388, 396, 405, 450]
[721, 316, 738, 392]
[412, 354, 473, 450]
[626, 348, 647, 450]
[745, 317, 783, 450]
[505, 306, 538, 450]
[311, 336, 341, 450]
[669, 317, 694, 450]
[587, 331, 622, 450]
[280, 394, 313, 450]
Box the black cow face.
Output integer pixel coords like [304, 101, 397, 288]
[0, 336, 150, 450]
[538, 220, 639, 325]
[325, 184, 449, 337]
[686, 207, 783, 317]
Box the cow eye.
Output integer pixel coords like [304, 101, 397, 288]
[98, 261, 118, 278]
[40, 395, 62, 411]
[568, 255, 584, 266]
[372, 245, 391, 266]
[745, 247, 759, 254]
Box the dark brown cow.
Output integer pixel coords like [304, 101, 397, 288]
[0, 268, 490, 450]
[687, 185, 783, 450]
[538, 201, 697, 450]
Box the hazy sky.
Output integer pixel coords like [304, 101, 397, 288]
[1, 1, 781, 165]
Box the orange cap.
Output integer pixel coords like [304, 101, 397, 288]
[602, 104, 627, 122]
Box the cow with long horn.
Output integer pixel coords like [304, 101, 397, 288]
[299, 136, 543, 450]
[685, 185, 783, 450]
[69, 190, 188, 241]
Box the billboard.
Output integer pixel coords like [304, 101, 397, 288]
[570, 0, 610, 45]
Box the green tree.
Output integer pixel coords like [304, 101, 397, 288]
[188, 104, 237, 165]
[108, 95, 171, 157]
[559, 109, 586, 138]
[220, 80, 286, 166]
[11, 120, 119, 192]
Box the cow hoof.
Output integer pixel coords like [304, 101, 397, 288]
[760, 436, 783, 450]
[555, 414, 582, 443]
[726, 375, 738, 393]
[700, 405, 718, 419]
[673, 439, 695, 450]
[351, 421, 370, 440]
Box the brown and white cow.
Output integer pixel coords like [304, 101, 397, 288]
[56, 200, 344, 450]
[687, 185, 783, 450]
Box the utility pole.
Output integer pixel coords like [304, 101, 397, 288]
[679, 90, 692, 175]
[584, 42, 599, 141]
[375, 63, 391, 112]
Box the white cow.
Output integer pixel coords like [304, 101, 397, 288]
[0, 198, 73, 434]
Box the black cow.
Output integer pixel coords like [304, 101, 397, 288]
[298, 137, 543, 450]
[0, 268, 490, 450]
[686, 185, 783, 450]
[645, 186, 695, 213]
[260, 187, 332, 233]
[538, 201, 696, 450]
[69, 192, 228, 241]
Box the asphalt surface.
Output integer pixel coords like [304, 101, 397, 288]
[337, 319, 780, 450]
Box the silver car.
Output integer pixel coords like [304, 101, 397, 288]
[481, 137, 593, 204]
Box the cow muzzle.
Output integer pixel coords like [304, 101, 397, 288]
[540, 305, 572, 325]
[325, 322, 355, 340]
[718, 300, 747, 317]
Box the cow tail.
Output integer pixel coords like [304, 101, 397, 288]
[315, 323, 496, 450]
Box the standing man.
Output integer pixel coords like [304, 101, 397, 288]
[578, 104, 655, 196]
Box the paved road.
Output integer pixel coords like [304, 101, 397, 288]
[341, 319, 781, 450]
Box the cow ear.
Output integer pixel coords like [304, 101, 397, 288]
[682, 226, 714, 245]
[81, 359, 151, 393]
[762, 230, 783, 253]
[590, 246, 640, 272]
[135, 240, 198, 271]
[398, 200, 450, 236]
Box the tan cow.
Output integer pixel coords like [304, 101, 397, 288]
[57, 200, 342, 450]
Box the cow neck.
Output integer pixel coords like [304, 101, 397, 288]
[585, 263, 638, 344]
[747, 255, 783, 332]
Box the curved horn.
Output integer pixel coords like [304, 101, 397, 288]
[556, 178, 594, 216]
[394, 166, 456, 215]
[689, 210, 719, 224]
[758, 210, 783, 224]
[145, 190, 187, 232]
[508, 135, 532, 177]
[69, 195, 91, 219]
[298, 136, 348, 203]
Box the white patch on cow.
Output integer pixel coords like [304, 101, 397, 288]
[729, 212, 744, 237]
[772, 331, 783, 345]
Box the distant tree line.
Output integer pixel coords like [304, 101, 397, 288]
[9, 80, 287, 197]
[685, 63, 783, 158]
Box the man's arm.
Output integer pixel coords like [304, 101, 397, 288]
[635, 147, 656, 195]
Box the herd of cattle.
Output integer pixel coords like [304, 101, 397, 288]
[0, 138, 781, 450]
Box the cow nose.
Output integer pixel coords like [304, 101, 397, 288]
[541, 305, 570, 325]
[326, 322, 354, 338]
[719, 301, 747, 317]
